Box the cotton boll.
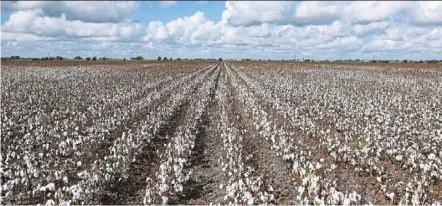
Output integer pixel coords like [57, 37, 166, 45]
[62, 176, 68, 184]
[45, 199, 56, 205]
[343, 198, 351, 206]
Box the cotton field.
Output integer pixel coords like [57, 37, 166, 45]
[1, 61, 441, 205]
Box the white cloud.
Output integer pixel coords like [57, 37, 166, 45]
[1, 32, 54, 41]
[1, 9, 143, 41]
[294, 2, 347, 25]
[222, 1, 296, 26]
[407, 1, 442, 26]
[159, 1, 176, 8]
[1, 1, 139, 23]
[353, 21, 390, 36]
[1, 1, 441, 60]
[343, 1, 412, 24]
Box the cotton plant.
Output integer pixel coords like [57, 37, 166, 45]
[227, 62, 442, 204]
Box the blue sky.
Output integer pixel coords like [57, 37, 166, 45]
[1, 1, 441, 60]
[133, 1, 224, 24]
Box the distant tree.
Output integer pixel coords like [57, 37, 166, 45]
[304, 59, 310, 62]
[418, 60, 423, 63]
[169, 57, 172, 61]
[56, 56, 64, 61]
[86, 57, 91, 61]
[177, 57, 181, 61]
[163, 57, 168, 61]
[123, 58, 126, 61]
[74, 56, 82, 60]
[133, 56, 143, 61]
[158, 56, 162, 61]
[218, 58, 223, 61]
[92, 56, 97, 61]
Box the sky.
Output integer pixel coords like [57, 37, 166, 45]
[1, 1, 441, 60]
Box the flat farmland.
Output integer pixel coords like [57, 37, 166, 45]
[1, 61, 442, 205]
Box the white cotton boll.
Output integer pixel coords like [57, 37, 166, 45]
[77, 171, 88, 179]
[161, 196, 168, 204]
[316, 162, 322, 170]
[298, 186, 305, 195]
[39, 186, 47, 192]
[247, 197, 254, 205]
[62, 176, 68, 184]
[77, 161, 82, 167]
[45, 199, 56, 205]
[343, 198, 351, 206]
[395, 155, 403, 161]
[46, 183, 55, 191]
[386, 192, 394, 201]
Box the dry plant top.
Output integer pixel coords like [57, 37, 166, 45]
[1, 61, 442, 205]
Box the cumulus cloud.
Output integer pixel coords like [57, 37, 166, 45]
[143, 11, 221, 45]
[1, 1, 441, 60]
[159, 1, 176, 8]
[343, 1, 412, 24]
[294, 2, 347, 25]
[2, 9, 143, 41]
[406, 1, 442, 26]
[1, 1, 139, 23]
[353, 21, 390, 36]
[222, 1, 296, 26]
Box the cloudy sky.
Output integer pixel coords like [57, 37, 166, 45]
[1, 1, 441, 60]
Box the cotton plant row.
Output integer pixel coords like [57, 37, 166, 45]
[59, 64, 218, 205]
[232, 63, 439, 204]
[0, 62, 215, 205]
[1, 65, 160, 205]
[229, 62, 442, 205]
[226, 63, 346, 205]
[248, 65, 441, 174]
[210, 65, 274, 205]
[242, 64, 442, 204]
[229, 63, 371, 204]
[143, 65, 220, 204]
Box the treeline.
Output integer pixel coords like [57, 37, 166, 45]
[246, 58, 442, 63]
[1, 55, 223, 61]
[1, 55, 440, 63]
